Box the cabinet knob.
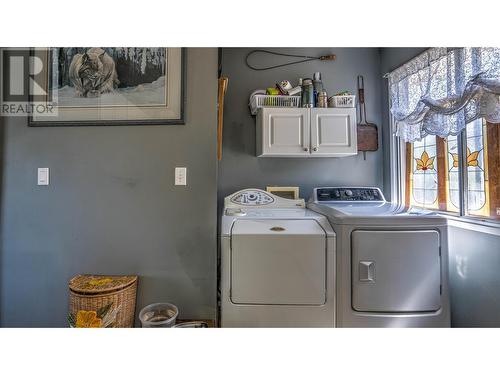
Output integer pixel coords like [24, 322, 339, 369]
[313, 147, 318, 152]
[303, 147, 309, 152]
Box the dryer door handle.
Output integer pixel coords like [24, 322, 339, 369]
[359, 261, 375, 282]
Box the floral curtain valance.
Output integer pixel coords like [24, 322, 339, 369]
[388, 47, 500, 142]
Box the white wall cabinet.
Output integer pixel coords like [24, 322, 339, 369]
[256, 107, 357, 157]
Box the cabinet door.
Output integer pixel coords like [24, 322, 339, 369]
[310, 108, 357, 156]
[258, 108, 310, 156]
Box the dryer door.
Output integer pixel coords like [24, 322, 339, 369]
[231, 219, 327, 305]
[352, 230, 441, 312]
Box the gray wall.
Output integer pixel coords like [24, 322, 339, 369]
[0, 48, 219, 327]
[448, 224, 500, 327]
[218, 48, 384, 203]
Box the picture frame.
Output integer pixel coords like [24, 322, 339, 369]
[266, 186, 300, 200]
[28, 47, 186, 126]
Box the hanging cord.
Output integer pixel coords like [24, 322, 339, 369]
[245, 49, 336, 71]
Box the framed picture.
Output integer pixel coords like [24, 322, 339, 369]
[29, 47, 185, 126]
[266, 186, 300, 200]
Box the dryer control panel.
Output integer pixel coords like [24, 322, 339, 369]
[313, 187, 385, 202]
[230, 190, 275, 206]
[225, 189, 305, 209]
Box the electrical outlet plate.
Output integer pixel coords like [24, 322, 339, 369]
[175, 167, 187, 186]
[37, 168, 49, 185]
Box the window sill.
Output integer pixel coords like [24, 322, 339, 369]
[438, 213, 500, 236]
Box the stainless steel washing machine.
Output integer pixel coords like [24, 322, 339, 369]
[308, 187, 450, 327]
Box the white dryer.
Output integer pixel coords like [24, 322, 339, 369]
[307, 187, 450, 327]
[220, 189, 335, 327]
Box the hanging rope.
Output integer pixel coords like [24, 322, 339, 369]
[245, 49, 336, 71]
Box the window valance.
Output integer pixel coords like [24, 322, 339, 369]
[388, 47, 500, 142]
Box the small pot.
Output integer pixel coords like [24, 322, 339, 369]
[139, 302, 179, 328]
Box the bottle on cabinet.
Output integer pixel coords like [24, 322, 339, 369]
[301, 78, 315, 108]
[312, 72, 324, 106]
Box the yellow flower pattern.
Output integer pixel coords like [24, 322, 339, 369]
[415, 150, 435, 171]
[451, 147, 480, 168]
[76, 310, 102, 328]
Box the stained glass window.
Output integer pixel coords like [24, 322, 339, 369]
[465, 119, 489, 217]
[407, 119, 497, 221]
[409, 135, 438, 209]
[444, 120, 489, 216]
[398, 48, 500, 221]
[446, 135, 460, 213]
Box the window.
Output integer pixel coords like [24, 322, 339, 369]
[389, 48, 500, 223]
[406, 136, 438, 209]
[405, 119, 500, 221]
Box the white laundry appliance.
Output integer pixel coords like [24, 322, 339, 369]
[220, 189, 335, 327]
[307, 187, 450, 327]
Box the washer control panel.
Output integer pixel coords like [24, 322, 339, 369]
[230, 190, 275, 206]
[314, 187, 385, 202]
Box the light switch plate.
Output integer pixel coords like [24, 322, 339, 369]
[38, 168, 49, 185]
[175, 167, 187, 186]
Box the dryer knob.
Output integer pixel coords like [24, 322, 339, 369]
[345, 189, 353, 197]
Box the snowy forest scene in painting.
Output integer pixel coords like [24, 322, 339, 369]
[51, 48, 167, 107]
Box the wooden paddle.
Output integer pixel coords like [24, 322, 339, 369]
[217, 77, 229, 161]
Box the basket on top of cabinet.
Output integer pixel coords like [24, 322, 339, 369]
[249, 95, 301, 115]
[256, 107, 358, 158]
[330, 95, 356, 108]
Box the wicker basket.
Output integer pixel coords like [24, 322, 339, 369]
[69, 275, 138, 328]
